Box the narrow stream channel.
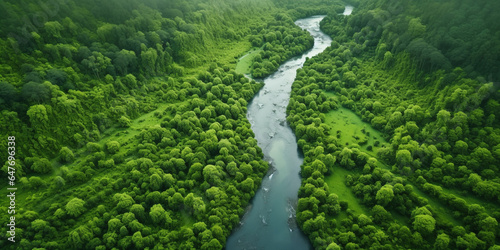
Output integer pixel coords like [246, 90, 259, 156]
[226, 7, 352, 250]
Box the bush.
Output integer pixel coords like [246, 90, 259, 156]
[119, 116, 131, 128]
[106, 141, 120, 154]
[31, 158, 52, 174]
[59, 147, 75, 163]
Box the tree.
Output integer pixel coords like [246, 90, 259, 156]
[203, 165, 221, 185]
[31, 158, 53, 174]
[339, 147, 354, 168]
[454, 140, 468, 154]
[31, 219, 49, 232]
[114, 49, 137, 75]
[201, 238, 222, 250]
[192, 197, 206, 215]
[326, 242, 341, 250]
[44, 21, 64, 41]
[408, 18, 426, 38]
[149, 174, 162, 191]
[29, 176, 46, 189]
[130, 204, 146, 221]
[479, 216, 498, 232]
[358, 214, 372, 227]
[396, 149, 412, 168]
[0, 82, 17, 104]
[47, 68, 70, 89]
[241, 178, 254, 192]
[81, 52, 112, 79]
[225, 162, 238, 176]
[27, 104, 49, 129]
[132, 231, 144, 249]
[456, 232, 485, 250]
[436, 109, 451, 126]
[59, 147, 75, 163]
[150, 204, 170, 226]
[471, 147, 494, 165]
[106, 141, 120, 154]
[343, 71, 357, 87]
[434, 233, 450, 249]
[119, 116, 131, 128]
[66, 198, 86, 217]
[413, 214, 436, 235]
[68, 226, 93, 248]
[376, 184, 394, 206]
[311, 160, 327, 174]
[383, 51, 394, 68]
[114, 193, 135, 212]
[108, 218, 122, 232]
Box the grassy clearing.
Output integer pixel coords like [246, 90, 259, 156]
[410, 184, 462, 226]
[325, 167, 369, 216]
[438, 185, 497, 214]
[325, 105, 390, 156]
[235, 47, 263, 76]
[186, 40, 255, 76]
[102, 103, 172, 152]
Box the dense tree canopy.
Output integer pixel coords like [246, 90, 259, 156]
[0, 0, 498, 249]
[0, 0, 346, 249]
[287, 0, 500, 249]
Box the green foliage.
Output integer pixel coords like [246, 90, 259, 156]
[105, 141, 120, 154]
[118, 116, 131, 128]
[31, 158, 53, 174]
[287, 1, 500, 248]
[375, 184, 394, 206]
[65, 198, 86, 217]
[249, 14, 315, 78]
[0, 1, 284, 248]
[1, 0, 498, 249]
[59, 147, 75, 163]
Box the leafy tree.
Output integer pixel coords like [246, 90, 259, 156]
[376, 184, 394, 206]
[114, 193, 135, 212]
[201, 238, 222, 250]
[59, 147, 75, 163]
[326, 242, 341, 250]
[21, 82, 51, 103]
[0, 82, 17, 104]
[203, 165, 221, 185]
[119, 116, 131, 128]
[31, 158, 52, 173]
[27, 104, 49, 129]
[413, 213, 436, 235]
[434, 233, 450, 249]
[68, 226, 94, 248]
[66, 198, 86, 217]
[106, 141, 120, 154]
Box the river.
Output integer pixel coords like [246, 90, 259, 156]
[226, 7, 352, 250]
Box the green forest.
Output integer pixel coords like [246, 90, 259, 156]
[0, 0, 499, 249]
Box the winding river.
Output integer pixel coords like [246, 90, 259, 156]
[226, 7, 352, 250]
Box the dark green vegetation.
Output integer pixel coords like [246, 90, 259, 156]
[287, 0, 500, 249]
[0, 0, 345, 249]
[248, 16, 314, 78]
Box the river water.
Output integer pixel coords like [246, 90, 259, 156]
[226, 6, 353, 249]
[225, 15, 332, 250]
